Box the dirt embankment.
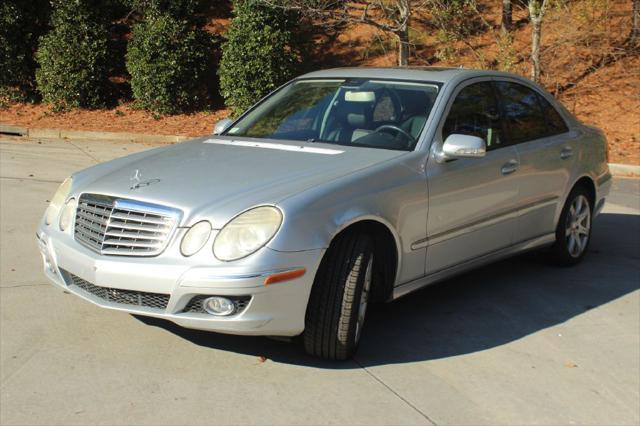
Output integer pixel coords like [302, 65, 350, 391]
[1, 0, 637, 163]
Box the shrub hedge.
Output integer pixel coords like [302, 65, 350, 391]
[125, 0, 215, 114]
[126, 13, 215, 114]
[219, 0, 306, 116]
[0, 0, 50, 101]
[35, 0, 112, 110]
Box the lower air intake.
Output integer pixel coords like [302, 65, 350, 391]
[62, 270, 170, 311]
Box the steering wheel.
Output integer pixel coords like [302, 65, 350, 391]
[374, 125, 416, 144]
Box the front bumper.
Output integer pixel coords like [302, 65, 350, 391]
[37, 228, 324, 336]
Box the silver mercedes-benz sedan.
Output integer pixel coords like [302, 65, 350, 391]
[37, 67, 611, 360]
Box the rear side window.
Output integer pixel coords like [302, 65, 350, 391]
[442, 82, 504, 150]
[495, 81, 549, 144]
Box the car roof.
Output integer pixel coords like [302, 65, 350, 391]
[297, 67, 518, 84]
[297, 67, 578, 125]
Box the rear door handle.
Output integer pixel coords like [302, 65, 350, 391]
[501, 159, 519, 175]
[560, 147, 573, 159]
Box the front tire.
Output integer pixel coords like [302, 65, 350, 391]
[550, 187, 593, 266]
[303, 232, 374, 360]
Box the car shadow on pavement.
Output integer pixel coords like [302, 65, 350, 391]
[135, 212, 640, 368]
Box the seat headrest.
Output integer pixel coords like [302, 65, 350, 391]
[334, 99, 373, 126]
[347, 113, 366, 128]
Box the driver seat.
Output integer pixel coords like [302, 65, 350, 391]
[326, 102, 373, 143]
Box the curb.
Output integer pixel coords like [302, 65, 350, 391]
[2, 123, 639, 176]
[608, 163, 640, 177]
[0, 124, 192, 144]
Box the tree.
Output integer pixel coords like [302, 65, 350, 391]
[218, 0, 306, 115]
[501, 0, 512, 33]
[35, 0, 112, 110]
[632, 0, 639, 45]
[0, 0, 50, 101]
[257, 0, 416, 66]
[528, 0, 549, 83]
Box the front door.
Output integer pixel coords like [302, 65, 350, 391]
[425, 80, 520, 273]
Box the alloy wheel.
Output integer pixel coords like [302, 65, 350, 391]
[565, 194, 591, 258]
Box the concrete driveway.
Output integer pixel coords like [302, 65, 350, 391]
[1, 137, 638, 426]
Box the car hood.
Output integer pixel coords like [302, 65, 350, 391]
[74, 136, 406, 227]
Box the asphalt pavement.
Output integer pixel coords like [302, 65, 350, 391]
[1, 137, 638, 425]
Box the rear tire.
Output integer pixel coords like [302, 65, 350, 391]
[550, 186, 593, 266]
[303, 232, 374, 360]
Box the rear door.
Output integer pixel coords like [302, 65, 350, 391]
[493, 80, 576, 243]
[425, 79, 520, 273]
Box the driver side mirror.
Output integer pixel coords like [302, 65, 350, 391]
[213, 118, 233, 135]
[435, 134, 486, 163]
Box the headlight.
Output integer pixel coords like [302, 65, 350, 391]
[45, 177, 73, 226]
[180, 221, 212, 257]
[59, 198, 77, 231]
[213, 206, 282, 261]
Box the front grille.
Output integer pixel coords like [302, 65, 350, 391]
[74, 193, 181, 257]
[182, 295, 251, 315]
[63, 270, 170, 310]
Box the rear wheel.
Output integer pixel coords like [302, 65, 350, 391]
[550, 187, 593, 266]
[303, 232, 374, 360]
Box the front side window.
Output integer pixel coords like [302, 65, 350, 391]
[495, 81, 552, 143]
[442, 82, 504, 150]
[226, 79, 440, 151]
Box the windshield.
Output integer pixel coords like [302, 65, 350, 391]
[225, 79, 440, 151]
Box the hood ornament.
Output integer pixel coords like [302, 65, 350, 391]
[130, 169, 160, 190]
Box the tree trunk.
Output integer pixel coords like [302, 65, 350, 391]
[531, 16, 541, 81]
[632, 0, 640, 44]
[501, 0, 512, 33]
[397, 28, 410, 66]
[396, 0, 411, 67]
[529, 0, 546, 83]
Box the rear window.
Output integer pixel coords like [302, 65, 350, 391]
[496, 81, 568, 143]
[495, 81, 549, 144]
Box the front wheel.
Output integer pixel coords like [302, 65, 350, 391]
[550, 187, 593, 266]
[303, 232, 374, 360]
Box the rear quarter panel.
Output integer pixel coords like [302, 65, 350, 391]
[576, 124, 612, 208]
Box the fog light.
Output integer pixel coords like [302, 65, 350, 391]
[202, 297, 235, 316]
[42, 251, 56, 274]
[59, 198, 76, 231]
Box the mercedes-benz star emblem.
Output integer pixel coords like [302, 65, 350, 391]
[130, 169, 160, 190]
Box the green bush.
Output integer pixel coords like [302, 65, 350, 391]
[0, 0, 50, 101]
[35, 0, 112, 110]
[219, 0, 306, 116]
[126, 0, 200, 21]
[126, 13, 215, 114]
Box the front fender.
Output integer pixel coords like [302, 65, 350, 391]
[267, 152, 429, 285]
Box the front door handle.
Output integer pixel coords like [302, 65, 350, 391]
[560, 147, 573, 159]
[501, 159, 519, 175]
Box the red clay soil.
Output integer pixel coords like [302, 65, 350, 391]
[0, 104, 229, 137]
[1, 0, 638, 163]
[562, 55, 640, 165]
